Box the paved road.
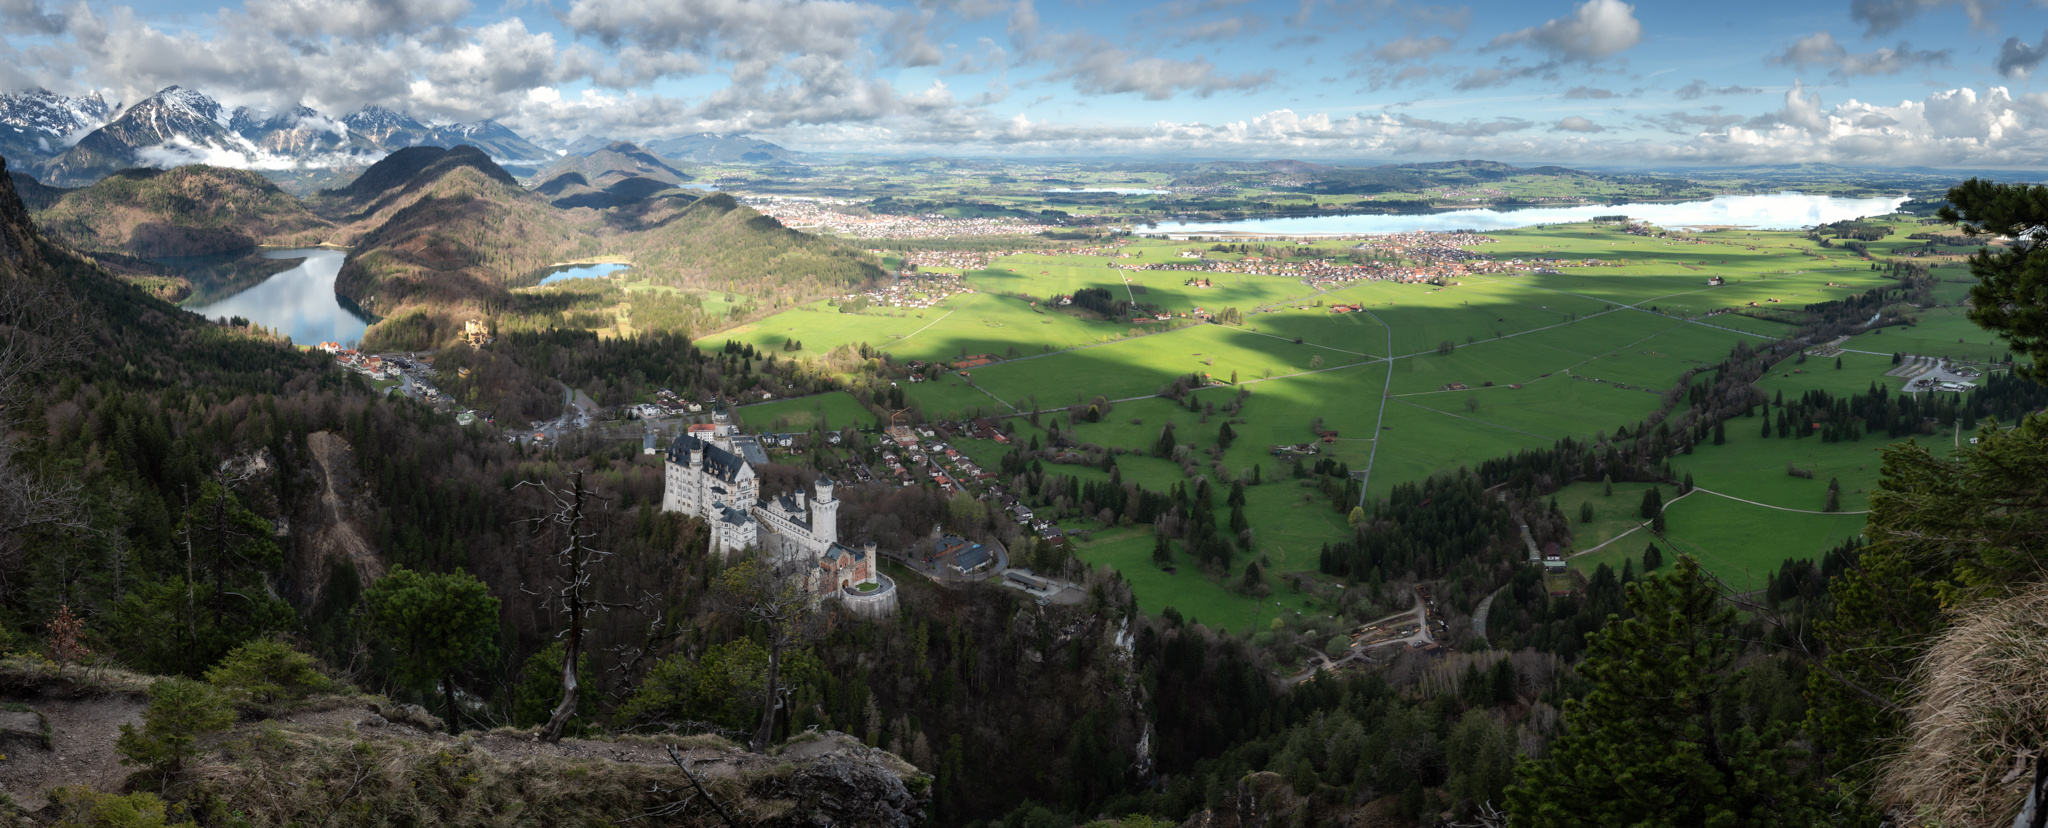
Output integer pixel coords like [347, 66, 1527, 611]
[1472, 584, 1508, 642]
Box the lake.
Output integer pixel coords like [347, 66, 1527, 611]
[538, 262, 630, 285]
[1143, 192, 1911, 236]
[179, 248, 372, 347]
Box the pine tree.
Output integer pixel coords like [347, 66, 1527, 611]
[1507, 556, 1823, 825]
[363, 566, 502, 734]
[1579, 501, 1594, 523]
[1152, 529, 1172, 565]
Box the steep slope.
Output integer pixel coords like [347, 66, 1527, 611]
[0, 157, 52, 280]
[5, 169, 70, 211]
[39, 86, 248, 185]
[30, 164, 333, 256]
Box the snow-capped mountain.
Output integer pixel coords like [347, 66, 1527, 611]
[0, 88, 115, 161]
[23, 85, 572, 186]
[419, 119, 555, 171]
[231, 105, 365, 156]
[40, 86, 260, 185]
[339, 108, 554, 169]
[341, 104, 431, 151]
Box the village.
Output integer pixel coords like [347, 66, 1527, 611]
[1130, 231, 1619, 288]
[743, 195, 1067, 239]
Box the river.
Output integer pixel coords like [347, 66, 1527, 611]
[178, 248, 372, 347]
[1144, 192, 1910, 236]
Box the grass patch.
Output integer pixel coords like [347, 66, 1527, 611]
[1073, 526, 1314, 634]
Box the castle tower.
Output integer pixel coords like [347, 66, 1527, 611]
[811, 476, 839, 546]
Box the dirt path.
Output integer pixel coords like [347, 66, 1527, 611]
[0, 691, 145, 811]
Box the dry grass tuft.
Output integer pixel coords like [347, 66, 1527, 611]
[0, 654, 157, 696]
[1880, 583, 2048, 827]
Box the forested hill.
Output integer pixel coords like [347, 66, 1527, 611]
[325, 152, 882, 349]
[329, 147, 594, 328]
[26, 163, 333, 257]
[620, 192, 886, 297]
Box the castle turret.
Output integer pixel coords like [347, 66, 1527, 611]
[811, 476, 839, 546]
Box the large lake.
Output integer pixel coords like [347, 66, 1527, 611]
[179, 248, 372, 347]
[1143, 192, 1911, 236]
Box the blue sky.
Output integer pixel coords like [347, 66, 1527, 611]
[2, 0, 2046, 166]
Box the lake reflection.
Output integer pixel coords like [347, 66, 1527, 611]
[1145, 192, 1911, 236]
[181, 249, 371, 347]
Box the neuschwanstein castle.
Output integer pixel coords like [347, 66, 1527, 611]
[660, 412, 893, 610]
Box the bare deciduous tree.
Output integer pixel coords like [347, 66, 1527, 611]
[516, 470, 642, 743]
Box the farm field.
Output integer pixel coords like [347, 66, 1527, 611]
[1555, 481, 1671, 554]
[1843, 306, 2014, 364]
[1566, 490, 1868, 592]
[736, 391, 872, 432]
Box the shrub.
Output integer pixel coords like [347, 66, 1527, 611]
[117, 678, 236, 773]
[45, 787, 195, 828]
[205, 639, 330, 704]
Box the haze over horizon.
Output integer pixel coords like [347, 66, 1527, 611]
[2, 0, 2046, 167]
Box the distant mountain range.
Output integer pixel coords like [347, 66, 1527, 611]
[0, 86, 802, 188]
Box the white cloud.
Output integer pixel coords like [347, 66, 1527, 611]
[1489, 0, 1641, 62]
[1770, 31, 1950, 79]
[1374, 35, 1454, 62]
[1552, 115, 1603, 132]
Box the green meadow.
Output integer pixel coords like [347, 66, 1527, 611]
[736, 391, 873, 432]
[718, 219, 1969, 620]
